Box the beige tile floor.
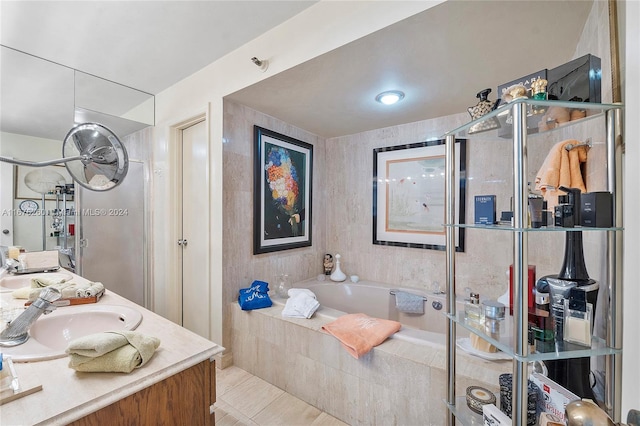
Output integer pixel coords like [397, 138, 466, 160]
[215, 366, 348, 426]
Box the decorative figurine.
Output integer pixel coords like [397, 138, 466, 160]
[501, 84, 528, 103]
[323, 253, 334, 275]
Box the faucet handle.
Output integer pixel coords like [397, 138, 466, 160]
[31, 288, 62, 313]
[39, 287, 62, 303]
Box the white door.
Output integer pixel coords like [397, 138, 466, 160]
[180, 120, 210, 338]
[0, 162, 14, 247]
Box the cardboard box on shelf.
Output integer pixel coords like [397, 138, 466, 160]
[483, 403, 511, 426]
[530, 372, 580, 422]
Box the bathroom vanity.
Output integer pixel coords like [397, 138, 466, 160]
[0, 270, 223, 425]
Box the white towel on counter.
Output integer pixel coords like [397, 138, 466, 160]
[76, 282, 105, 298]
[30, 273, 71, 288]
[12, 281, 91, 301]
[282, 292, 320, 319]
[287, 288, 317, 299]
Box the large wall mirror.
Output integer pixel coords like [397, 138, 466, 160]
[0, 45, 154, 306]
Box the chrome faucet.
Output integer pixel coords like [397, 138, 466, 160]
[0, 287, 62, 347]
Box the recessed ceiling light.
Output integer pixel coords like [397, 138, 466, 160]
[375, 90, 405, 105]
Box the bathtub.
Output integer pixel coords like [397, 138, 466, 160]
[231, 278, 508, 425]
[299, 279, 469, 345]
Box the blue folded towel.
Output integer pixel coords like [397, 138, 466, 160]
[238, 280, 272, 310]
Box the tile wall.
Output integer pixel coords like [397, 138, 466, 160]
[231, 302, 511, 425]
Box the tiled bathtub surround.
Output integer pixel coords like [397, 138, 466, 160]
[231, 302, 510, 425]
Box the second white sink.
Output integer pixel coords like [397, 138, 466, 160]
[0, 272, 73, 292]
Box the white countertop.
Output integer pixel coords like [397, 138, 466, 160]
[0, 269, 223, 426]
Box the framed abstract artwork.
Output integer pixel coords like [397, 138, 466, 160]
[373, 139, 466, 251]
[254, 126, 313, 254]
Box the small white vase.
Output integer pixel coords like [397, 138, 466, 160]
[330, 254, 347, 282]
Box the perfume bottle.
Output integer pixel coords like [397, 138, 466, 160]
[531, 79, 548, 100]
[531, 79, 548, 116]
[465, 292, 484, 323]
[563, 287, 593, 346]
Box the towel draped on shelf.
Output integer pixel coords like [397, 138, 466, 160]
[66, 331, 160, 373]
[322, 313, 401, 359]
[238, 280, 272, 310]
[534, 139, 588, 209]
[282, 288, 320, 319]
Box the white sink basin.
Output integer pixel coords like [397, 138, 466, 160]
[0, 304, 142, 362]
[0, 272, 73, 292]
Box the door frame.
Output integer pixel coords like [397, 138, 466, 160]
[168, 109, 210, 333]
[0, 161, 14, 247]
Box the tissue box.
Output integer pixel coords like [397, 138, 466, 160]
[483, 403, 511, 426]
[475, 195, 496, 225]
[530, 372, 580, 422]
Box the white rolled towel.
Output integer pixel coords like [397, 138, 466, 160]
[282, 292, 320, 319]
[77, 282, 105, 298]
[287, 288, 317, 299]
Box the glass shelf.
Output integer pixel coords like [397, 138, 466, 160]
[448, 312, 621, 362]
[445, 223, 623, 232]
[443, 98, 623, 140]
[446, 396, 486, 425]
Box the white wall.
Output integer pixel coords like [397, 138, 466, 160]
[622, 0, 639, 417]
[151, 1, 442, 346]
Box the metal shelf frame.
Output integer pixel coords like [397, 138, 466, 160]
[443, 101, 624, 424]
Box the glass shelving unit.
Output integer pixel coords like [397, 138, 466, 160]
[442, 99, 624, 425]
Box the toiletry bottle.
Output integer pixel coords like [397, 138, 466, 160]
[465, 292, 483, 323]
[563, 287, 593, 347]
[527, 183, 544, 228]
[531, 79, 548, 100]
[533, 276, 554, 342]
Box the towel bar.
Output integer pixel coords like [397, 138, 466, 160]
[564, 138, 592, 151]
[389, 289, 427, 301]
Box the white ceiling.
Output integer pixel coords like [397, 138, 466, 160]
[227, 0, 594, 138]
[0, 0, 593, 141]
[0, 0, 316, 139]
[0, 0, 316, 94]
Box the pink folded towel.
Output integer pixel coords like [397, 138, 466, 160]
[322, 313, 401, 359]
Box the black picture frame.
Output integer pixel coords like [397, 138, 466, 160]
[254, 126, 313, 254]
[373, 139, 466, 252]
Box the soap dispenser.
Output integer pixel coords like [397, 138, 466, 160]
[330, 254, 347, 282]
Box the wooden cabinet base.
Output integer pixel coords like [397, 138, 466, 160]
[70, 359, 215, 426]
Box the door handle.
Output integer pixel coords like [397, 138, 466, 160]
[178, 239, 188, 247]
[2, 229, 9, 235]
